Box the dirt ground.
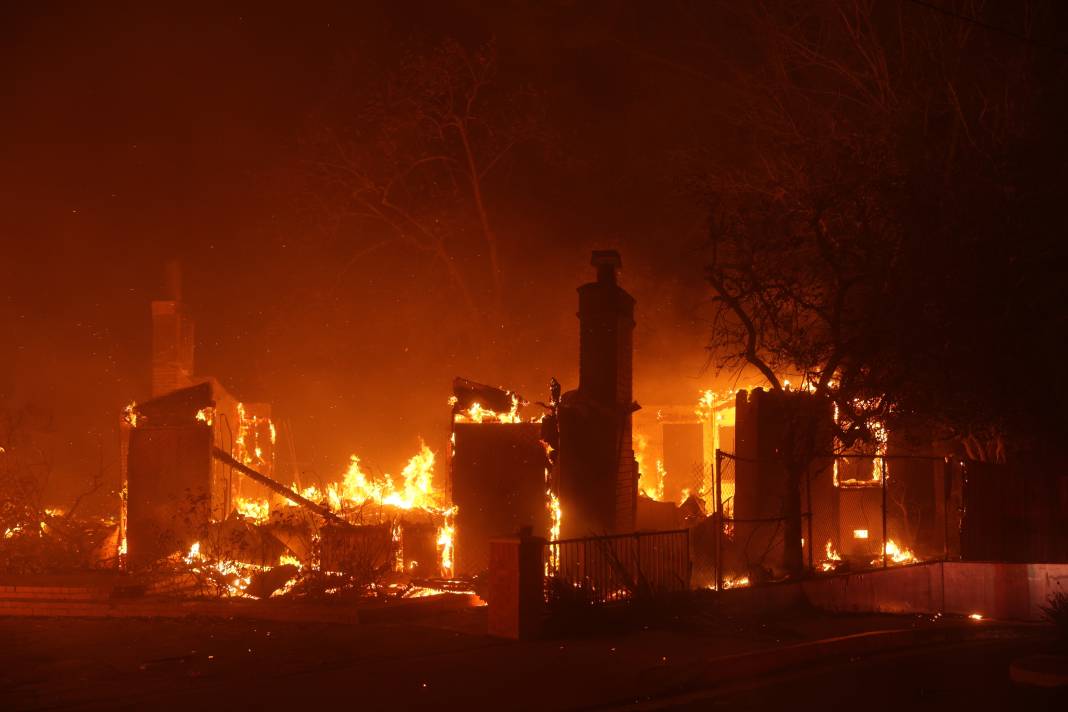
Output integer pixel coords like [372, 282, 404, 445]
[0, 606, 1055, 711]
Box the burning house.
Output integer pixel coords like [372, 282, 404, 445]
[121, 283, 457, 594]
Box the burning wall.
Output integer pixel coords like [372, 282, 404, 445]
[125, 385, 215, 567]
[450, 421, 549, 575]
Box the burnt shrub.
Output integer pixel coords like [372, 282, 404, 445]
[1040, 589, 1068, 648]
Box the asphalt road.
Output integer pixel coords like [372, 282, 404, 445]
[1, 612, 1060, 711]
[623, 637, 1066, 711]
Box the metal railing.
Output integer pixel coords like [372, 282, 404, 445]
[544, 529, 690, 605]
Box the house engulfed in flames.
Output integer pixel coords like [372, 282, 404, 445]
[122, 250, 932, 599]
[632, 384, 945, 585]
[121, 289, 459, 598]
[119, 251, 643, 596]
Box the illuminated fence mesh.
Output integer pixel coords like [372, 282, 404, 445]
[541, 451, 951, 601]
[710, 452, 805, 586]
[688, 463, 719, 588]
[544, 530, 690, 605]
[708, 451, 952, 587]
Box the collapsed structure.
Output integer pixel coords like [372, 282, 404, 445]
[119, 249, 1045, 598]
[121, 276, 455, 595]
[124, 286, 278, 569]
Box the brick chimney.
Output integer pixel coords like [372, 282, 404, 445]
[578, 250, 634, 407]
[559, 250, 639, 535]
[150, 263, 194, 397]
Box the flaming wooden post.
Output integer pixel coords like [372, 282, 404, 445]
[211, 448, 351, 527]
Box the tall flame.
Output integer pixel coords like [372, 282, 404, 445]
[232, 440, 456, 576]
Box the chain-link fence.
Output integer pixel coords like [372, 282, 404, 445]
[707, 450, 954, 588]
[545, 529, 690, 605]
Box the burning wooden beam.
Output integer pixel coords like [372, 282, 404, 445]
[211, 447, 352, 528]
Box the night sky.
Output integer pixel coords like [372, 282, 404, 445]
[2, 2, 740, 506]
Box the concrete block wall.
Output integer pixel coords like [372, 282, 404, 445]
[800, 561, 1068, 621]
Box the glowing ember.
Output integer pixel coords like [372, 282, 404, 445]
[181, 540, 278, 597]
[722, 576, 750, 590]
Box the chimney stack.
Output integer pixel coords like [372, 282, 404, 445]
[591, 249, 621, 286]
[578, 249, 633, 409]
[151, 262, 194, 397]
[558, 250, 639, 536]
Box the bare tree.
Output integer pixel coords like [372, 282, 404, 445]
[696, 1, 1065, 574]
[705, 0, 1061, 445]
[304, 39, 544, 328]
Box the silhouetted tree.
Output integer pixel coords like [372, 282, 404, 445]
[699, 1, 1068, 574]
[304, 39, 544, 327]
[704, 0, 1067, 457]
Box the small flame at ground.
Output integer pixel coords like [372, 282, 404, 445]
[820, 540, 842, 571]
[723, 576, 750, 590]
[868, 538, 917, 567]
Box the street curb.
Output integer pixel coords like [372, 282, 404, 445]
[0, 591, 480, 625]
[1009, 654, 1068, 688]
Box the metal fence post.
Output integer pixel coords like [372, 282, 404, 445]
[715, 448, 723, 591]
[806, 464, 814, 573]
[942, 456, 951, 561]
[635, 532, 641, 591]
[684, 528, 692, 588]
[881, 457, 888, 569]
